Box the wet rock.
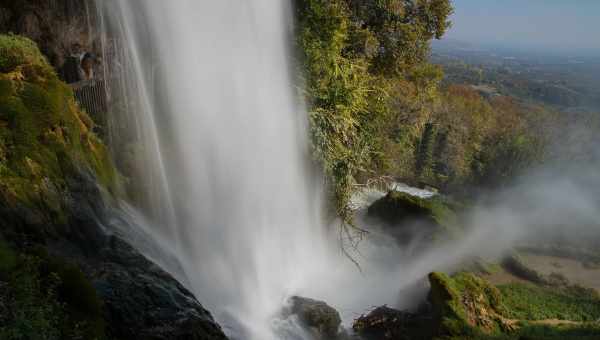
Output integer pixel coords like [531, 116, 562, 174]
[288, 296, 343, 340]
[90, 237, 227, 340]
[366, 190, 458, 247]
[368, 191, 439, 226]
[0, 0, 101, 71]
[353, 306, 434, 340]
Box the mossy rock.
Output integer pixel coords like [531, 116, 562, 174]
[0, 34, 52, 74]
[288, 296, 342, 339]
[428, 272, 510, 337]
[0, 34, 115, 239]
[368, 191, 437, 224]
[367, 190, 460, 243]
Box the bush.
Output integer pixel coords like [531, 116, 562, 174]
[0, 241, 106, 340]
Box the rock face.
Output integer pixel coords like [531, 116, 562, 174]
[52, 235, 227, 340]
[353, 306, 434, 340]
[288, 296, 343, 340]
[427, 272, 516, 337]
[0, 0, 100, 73]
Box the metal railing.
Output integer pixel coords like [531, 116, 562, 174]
[71, 78, 107, 121]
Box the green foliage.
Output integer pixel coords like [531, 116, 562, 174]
[384, 84, 550, 193]
[428, 271, 600, 340]
[0, 257, 65, 340]
[415, 122, 438, 180]
[498, 283, 600, 322]
[440, 323, 600, 340]
[511, 323, 600, 340]
[294, 0, 453, 229]
[346, 0, 453, 76]
[0, 240, 107, 340]
[295, 0, 390, 225]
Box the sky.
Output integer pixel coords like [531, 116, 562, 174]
[444, 0, 600, 52]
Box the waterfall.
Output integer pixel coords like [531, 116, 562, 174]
[95, 2, 432, 338]
[96, 1, 336, 338]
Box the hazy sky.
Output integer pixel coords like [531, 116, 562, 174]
[444, 0, 600, 51]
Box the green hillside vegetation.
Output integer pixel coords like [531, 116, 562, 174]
[294, 0, 452, 226]
[294, 0, 559, 234]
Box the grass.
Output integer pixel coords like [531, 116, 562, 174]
[428, 270, 600, 340]
[498, 282, 600, 322]
[441, 324, 600, 340]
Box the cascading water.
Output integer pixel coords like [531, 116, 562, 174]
[97, 1, 335, 338]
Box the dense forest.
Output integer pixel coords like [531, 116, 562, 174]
[294, 0, 574, 219]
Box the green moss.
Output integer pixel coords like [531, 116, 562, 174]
[429, 272, 513, 337]
[0, 34, 52, 74]
[438, 323, 600, 340]
[514, 323, 600, 340]
[0, 34, 116, 234]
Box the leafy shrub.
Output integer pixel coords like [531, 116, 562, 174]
[0, 241, 106, 340]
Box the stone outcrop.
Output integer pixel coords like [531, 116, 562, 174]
[287, 296, 344, 340]
[367, 190, 458, 246]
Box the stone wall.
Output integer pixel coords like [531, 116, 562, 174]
[0, 0, 101, 79]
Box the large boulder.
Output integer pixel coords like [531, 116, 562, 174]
[428, 272, 515, 337]
[71, 236, 227, 340]
[367, 191, 458, 245]
[287, 296, 343, 340]
[368, 191, 438, 226]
